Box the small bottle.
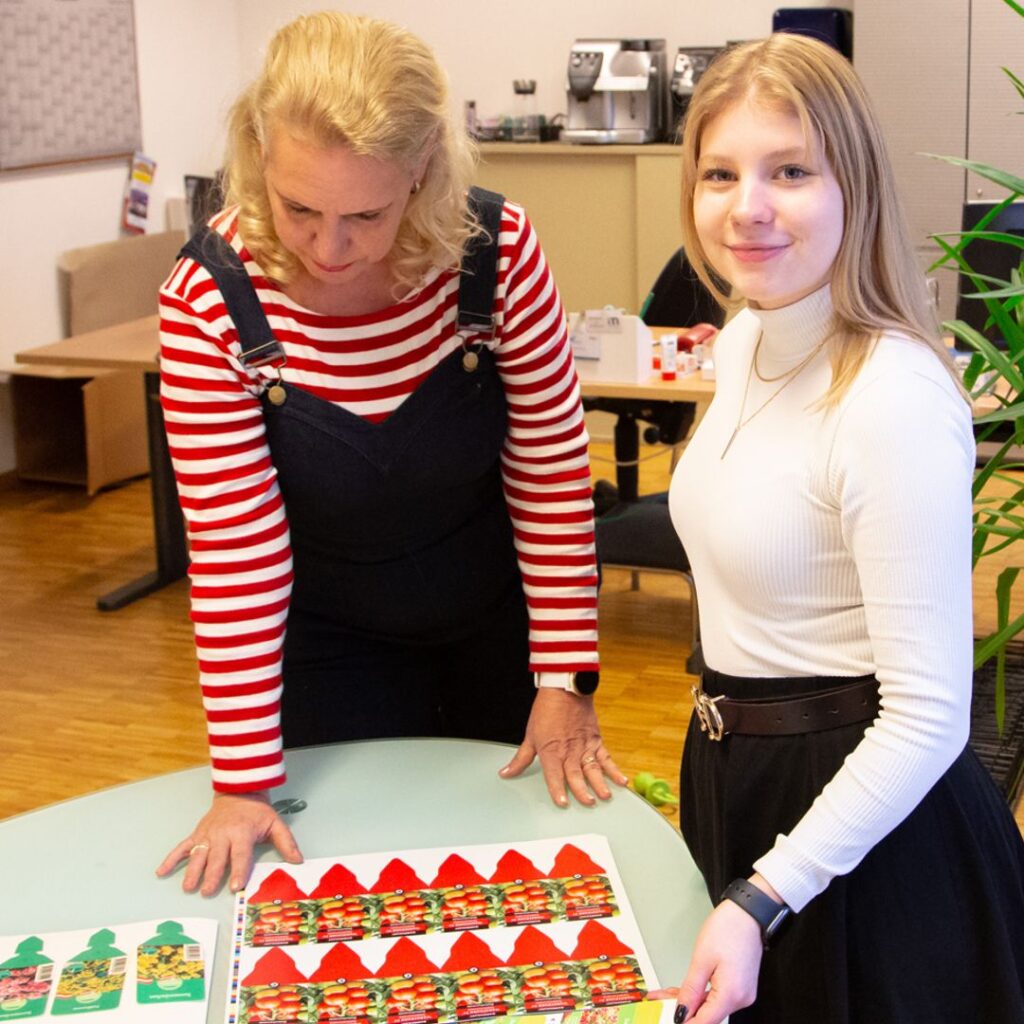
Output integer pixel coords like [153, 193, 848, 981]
[660, 334, 678, 381]
[464, 100, 478, 139]
[512, 80, 540, 142]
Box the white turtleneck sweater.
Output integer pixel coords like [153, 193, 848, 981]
[669, 285, 975, 913]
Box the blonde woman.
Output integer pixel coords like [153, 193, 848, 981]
[660, 33, 1024, 1024]
[156, 12, 623, 898]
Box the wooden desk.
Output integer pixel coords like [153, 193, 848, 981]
[581, 369, 715, 502]
[15, 314, 160, 373]
[15, 316, 714, 602]
[16, 315, 183, 610]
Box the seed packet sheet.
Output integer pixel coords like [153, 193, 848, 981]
[225, 833, 667, 1024]
[0, 917, 217, 1022]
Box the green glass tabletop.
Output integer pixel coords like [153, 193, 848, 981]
[0, 737, 711, 1021]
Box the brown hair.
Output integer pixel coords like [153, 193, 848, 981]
[680, 33, 962, 405]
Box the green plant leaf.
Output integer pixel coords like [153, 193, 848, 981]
[1005, 65, 1024, 102]
[945, 313, 1024, 389]
[922, 152, 1024, 194]
[974, 605, 1024, 667]
[934, 229, 1024, 251]
[937, 236, 1024, 356]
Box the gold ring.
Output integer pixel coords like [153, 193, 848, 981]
[189, 843, 210, 856]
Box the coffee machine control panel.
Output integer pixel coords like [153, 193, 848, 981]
[568, 51, 603, 101]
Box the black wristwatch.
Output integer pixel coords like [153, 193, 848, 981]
[534, 671, 600, 696]
[720, 878, 791, 949]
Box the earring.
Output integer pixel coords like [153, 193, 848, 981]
[410, 180, 421, 195]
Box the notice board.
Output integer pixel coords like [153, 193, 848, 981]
[0, 0, 142, 171]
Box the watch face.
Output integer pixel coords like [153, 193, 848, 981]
[764, 905, 791, 939]
[572, 671, 599, 696]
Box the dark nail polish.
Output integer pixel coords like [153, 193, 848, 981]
[673, 1006, 688, 1024]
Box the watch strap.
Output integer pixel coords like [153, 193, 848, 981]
[534, 671, 599, 696]
[720, 878, 790, 949]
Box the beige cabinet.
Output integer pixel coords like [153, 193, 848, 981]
[475, 142, 683, 315]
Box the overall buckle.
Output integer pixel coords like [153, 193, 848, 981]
[691, 685, 726, 741]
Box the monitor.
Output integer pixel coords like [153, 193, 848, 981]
[953, 200, 1024, 350]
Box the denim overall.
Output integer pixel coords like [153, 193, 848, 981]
[178, 191, 535, 747]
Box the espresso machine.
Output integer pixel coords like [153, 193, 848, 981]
[669, 47, 722, 135]
[562, 39, 668, 144]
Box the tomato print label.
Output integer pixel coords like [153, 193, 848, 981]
[436, 886, 498, 933]
[500, 882, 559, 926]
[238, 982, 305, 1024]
[379, 893, 431, 937]
[562, 876, 618, 921]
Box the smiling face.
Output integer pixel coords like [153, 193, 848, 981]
[693, 92, 845, 310]
[263, 128, 425, 303]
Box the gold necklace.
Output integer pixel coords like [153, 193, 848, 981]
[720, 332, 828, 460]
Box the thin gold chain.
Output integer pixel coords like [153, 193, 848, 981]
[720, 332, 828, 460]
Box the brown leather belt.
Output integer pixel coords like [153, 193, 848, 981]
[690, 677, 880, 740]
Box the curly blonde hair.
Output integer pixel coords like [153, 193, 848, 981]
[223, 11, 478, 292]
[680, 33, 963, 405]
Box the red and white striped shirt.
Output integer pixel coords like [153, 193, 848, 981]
[159, 202, 599, 793]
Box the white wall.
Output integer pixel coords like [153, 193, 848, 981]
[0, 0, 837, 473]
[237, 0, 836, 128]
[0, 0, 244, 472]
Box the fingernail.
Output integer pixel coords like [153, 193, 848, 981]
[498, 766, 509, 776]
[557, 795, 568, 807]
[230, 879, 241, 892]
[674, 1006, 688, 1023]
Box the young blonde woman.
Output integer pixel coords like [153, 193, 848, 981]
[155, 12, 624, 899]
[659, 32, 1024, 1024]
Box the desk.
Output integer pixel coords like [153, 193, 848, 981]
[581, 372, 715, 503]
[0, 738, 711, 1023]
[15, 317, 716, 605]
[15, 316, 184, 610]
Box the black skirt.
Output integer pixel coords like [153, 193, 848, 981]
[679, 669, 1024, 1024]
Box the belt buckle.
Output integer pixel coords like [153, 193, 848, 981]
[691, 685, 726, 741]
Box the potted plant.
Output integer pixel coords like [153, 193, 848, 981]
[928, 0, 1024, 799]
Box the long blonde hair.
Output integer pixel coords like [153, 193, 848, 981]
[680, 33, 963, 405]
[223, 11, 477, 292]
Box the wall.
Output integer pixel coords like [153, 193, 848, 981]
[0, 0, 835, 473]
[236, 0, 834, 127]
[0, 0, 244, 473]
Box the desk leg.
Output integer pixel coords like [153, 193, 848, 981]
[613, 413, 639, 504]
[97, 372, 188, 610]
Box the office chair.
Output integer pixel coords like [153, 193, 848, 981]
[589, 248, 722, 670]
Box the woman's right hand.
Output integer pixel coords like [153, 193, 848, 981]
[156, 791, 304, 897]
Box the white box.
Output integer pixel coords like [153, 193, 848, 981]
[569, 309, 654, 384]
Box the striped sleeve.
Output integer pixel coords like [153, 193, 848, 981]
[494, 206, 600, 671]
[159, 245, 291, 794]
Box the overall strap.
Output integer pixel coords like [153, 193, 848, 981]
[458, 186, 505, 339]
[178, 226, 285, 370]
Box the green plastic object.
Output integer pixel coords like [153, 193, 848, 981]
[137, 920, 206, 1004]
[632, 771, 678, 809]
[51, 929, 127, 1016]
[0, 937, 53, 1020]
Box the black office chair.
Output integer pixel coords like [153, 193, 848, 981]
[589, 249, 722, 670]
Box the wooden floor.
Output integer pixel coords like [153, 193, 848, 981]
[1, 442, 1021, 839]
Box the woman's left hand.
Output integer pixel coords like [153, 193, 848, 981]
[499, 689, 627, 806]
[652, 900, 763, 1023]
